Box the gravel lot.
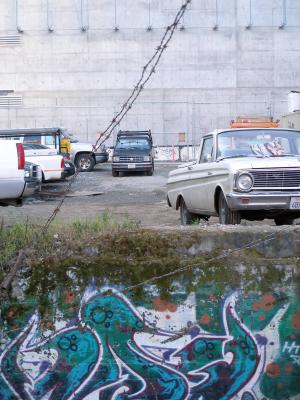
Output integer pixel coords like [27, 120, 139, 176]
[0, 163, 180, 227]
[1, 162, 299, 229]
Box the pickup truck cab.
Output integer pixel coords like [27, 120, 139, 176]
[0, 141, 26, 206]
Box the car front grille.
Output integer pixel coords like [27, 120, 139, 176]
[119, 156, 144, 162]
[251, 168, 300, 189]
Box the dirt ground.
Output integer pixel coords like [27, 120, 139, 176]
[1, 163, 299, 228]
[0, 163, 181, 227]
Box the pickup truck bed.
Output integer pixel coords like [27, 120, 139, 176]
[0, 141, 25, 205]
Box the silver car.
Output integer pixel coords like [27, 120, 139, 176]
[167, 128, 300, 225]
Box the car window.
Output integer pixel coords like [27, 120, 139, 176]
[115, 137, 151, 150]
[23, 135, 41, 144]
[217, 129, 300, 158]
[45, 135, 56, 146]
[22, 144, 34, 150]
[199, 137, 213, 163]
[32, 144, 49, 149]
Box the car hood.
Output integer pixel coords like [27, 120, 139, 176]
[222, 156, 300, 171]
[71, 142, 93, 152]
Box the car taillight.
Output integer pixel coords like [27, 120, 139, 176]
[61, 158, 65, 169]
[17, 143, 25, 170]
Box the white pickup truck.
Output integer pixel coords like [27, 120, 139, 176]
[0, 128, 109, 172]
[0, 141, 27, 206]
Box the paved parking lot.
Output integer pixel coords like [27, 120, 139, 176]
[1, 163, 299, 228]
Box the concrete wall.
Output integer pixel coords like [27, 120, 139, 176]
[0, 228, 300, 399]
[281, 111, 300, 129]
[0, 0, 300, 147]
[1, 286, 299, 400]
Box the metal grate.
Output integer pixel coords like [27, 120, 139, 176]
[251, 168, 300, 189]
[0, 35, 21, 46]
[119, 156, 144, 162]
[0, 96, 23, 107]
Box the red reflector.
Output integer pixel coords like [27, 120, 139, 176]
[242, 198, 249, 204]
[16, 143, 25, 170]
[61, 158, 65, 169]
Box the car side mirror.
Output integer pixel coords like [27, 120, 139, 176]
[203, 153, 212, 163]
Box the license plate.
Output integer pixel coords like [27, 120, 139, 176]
[290, 197, 300, 209]
[128, 163, 136, 169]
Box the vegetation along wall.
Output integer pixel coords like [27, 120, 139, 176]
[0, 228, 299, 399]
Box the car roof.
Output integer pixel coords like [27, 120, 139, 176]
[0, 128, 62, 137]
[205, 128, 300, 136]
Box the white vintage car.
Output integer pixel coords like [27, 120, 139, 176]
[167, 128, 300, 225]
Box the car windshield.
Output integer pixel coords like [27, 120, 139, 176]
[115, 137, 151, 150]
[217, 129, 300, 159]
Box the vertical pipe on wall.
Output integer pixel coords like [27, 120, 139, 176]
[47, 0, 54, 32]
[147, 0, 152, 30]
[114, 0, 118, 30]
[16, 0, 23, 33]
[279, 0, 287, 29]
[246, 0, 252, 29]
[80, 0, 87, 31]
[213, 0, 219, 30]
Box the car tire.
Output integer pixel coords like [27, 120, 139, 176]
[180, 199, 199, 225]
[219, 191, 241, 225]
[75, 154, 95, 172]
[274, 216, 294, 226]
[112, 170, 119, 177]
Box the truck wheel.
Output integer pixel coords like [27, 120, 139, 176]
[76, 154, 95, 172]
[146, 167, 154, 176]
[112, 170, 119, 177]
[219, 191, 241, 225]
[274, 216, 294, 226]
[180, 199, 199, 225]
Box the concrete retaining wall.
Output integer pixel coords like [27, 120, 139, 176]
[0, 228, 299, 399]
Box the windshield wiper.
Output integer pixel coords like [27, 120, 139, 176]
[217, 155, 257, 161]
[268, 153, 297, 157]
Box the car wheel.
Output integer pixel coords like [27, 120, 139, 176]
[180, 199, 199, 225]
[75, 154, 95, 172]
[219, 191, 241, 225]
[112, 170, 119, 177]
[274, 216, 294, 226]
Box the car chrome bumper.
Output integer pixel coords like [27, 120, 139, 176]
[95, 153, 109, 163]
[226, 191, 300, 210]
[112, 162, 152, 171]
[23, 180, 41, 197]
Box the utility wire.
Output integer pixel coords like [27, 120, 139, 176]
[40, 0, 192, 234]
[123, 224, 295, 292]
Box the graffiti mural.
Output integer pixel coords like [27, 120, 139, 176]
[0, 287, 299, 399]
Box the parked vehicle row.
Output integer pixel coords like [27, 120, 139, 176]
[0, 136, 76, 206]
[0, 128, 109, 172]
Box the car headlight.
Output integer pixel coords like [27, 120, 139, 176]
[25, 171, 30, 178]
[144, 156, 151, 162]
[113, 156, 119, 162]
[236, 173, 253, 192]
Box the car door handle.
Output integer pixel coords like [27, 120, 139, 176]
[188, 166, 194, 170]
[208, 172, 213, 175]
